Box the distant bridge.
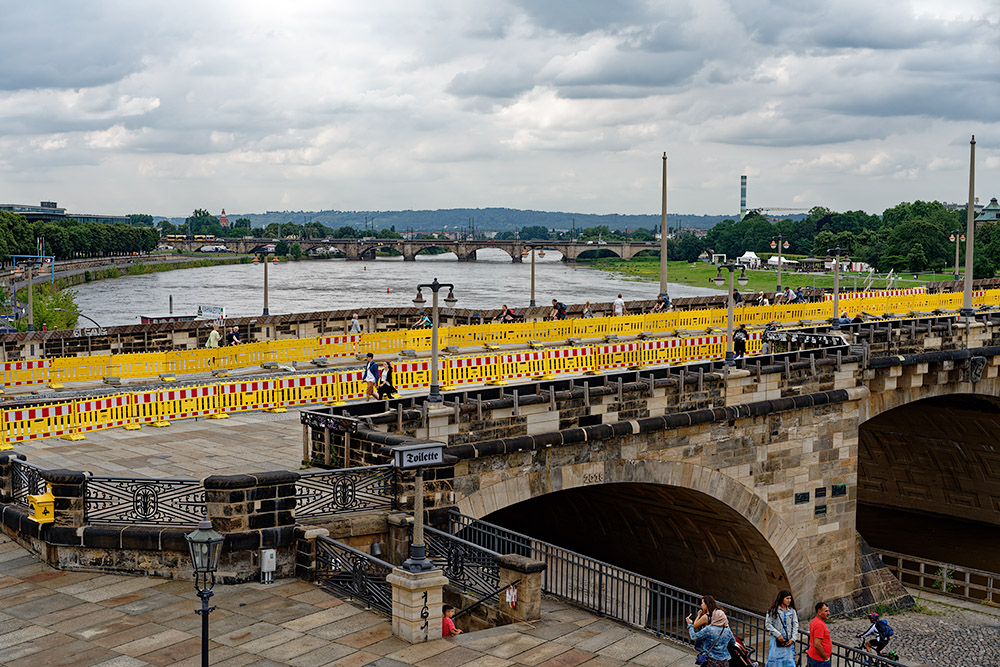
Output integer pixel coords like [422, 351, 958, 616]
[168, 238, 663, 262]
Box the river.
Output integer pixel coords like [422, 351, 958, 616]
[69, 250, 720, 326]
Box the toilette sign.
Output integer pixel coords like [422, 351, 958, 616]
[393, 443, 446, 469]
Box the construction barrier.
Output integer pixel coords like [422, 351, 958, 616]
[1, 360, 50, 387]
[2, 402, 75, 444]
[5, 289, 1000, 398]
[826, 288, 925, 301]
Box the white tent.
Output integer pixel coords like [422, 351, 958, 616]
[767, 256, 799, 266]
[738, 251, 761, 268]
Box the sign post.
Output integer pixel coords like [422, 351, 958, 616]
[394, 443, 446, 573]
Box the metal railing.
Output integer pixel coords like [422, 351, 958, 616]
[84, 476, 206, 526]
[295, 465, 395, 519]
[419, 524, 501, 598]
[876, 548, 999, 604]
[448, 511, 907, 666]
[10, 458, 46, 507]
[315, 535, 393, 615]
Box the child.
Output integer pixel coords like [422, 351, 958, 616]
[442, 605, 462, 637]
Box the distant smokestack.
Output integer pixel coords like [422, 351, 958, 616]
[740, 175, 747, 220]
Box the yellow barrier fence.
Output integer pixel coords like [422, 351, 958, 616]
[4, 288, 999, 398]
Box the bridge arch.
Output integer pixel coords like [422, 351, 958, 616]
[857, 390, 1000, 572]
[574, 247, 623, 261]
[456, 458, 814, 611]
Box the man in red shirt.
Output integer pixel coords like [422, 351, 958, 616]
[807, 602, 832, 666]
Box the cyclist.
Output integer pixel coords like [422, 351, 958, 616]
[857, 612, 893, 656]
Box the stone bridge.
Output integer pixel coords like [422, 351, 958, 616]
[171, 237, 662, 262]
[302, 314, 1000, 615]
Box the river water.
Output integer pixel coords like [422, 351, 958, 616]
[70, 249, 720, 326]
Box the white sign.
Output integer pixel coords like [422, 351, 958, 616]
[393, 444, 446, 469]
[196, 305, 226, 320]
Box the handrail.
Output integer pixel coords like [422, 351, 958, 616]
[448, 510, 908, 666]
[875, 548, 999, 604]
[314, 535, 394, 615]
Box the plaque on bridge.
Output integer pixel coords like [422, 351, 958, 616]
[392, 443, 446, 469]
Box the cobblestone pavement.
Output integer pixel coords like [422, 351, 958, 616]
[0, 533, 695, 666]
[8, 409, 308, 477]
[828, 597, 1000, 667]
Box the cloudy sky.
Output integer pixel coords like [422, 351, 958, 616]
[1, 0, 997, 219]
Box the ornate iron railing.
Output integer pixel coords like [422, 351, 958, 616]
[419, 524, 500, 598]
[315, 535, 393, 615]
[84, 476, 206, 526]
[11, 458, 46, 508]
[296, 465, 395, 519]
[448, 511, 907, 667]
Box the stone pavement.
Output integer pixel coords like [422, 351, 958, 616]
[827, 592, 1000, 667]
[8, 410, 308, 477]
[0, 533, 695, 666]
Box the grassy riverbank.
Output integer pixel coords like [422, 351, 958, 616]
[12, 256, 247, 330]
[577, 257, 961, 293]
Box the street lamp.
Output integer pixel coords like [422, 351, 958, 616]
[186, 516, 224, 667]
[528, 244, 536, 307]
[770, 236, 790, 292]
[413, 278, 456, 403]
[713, 264, 749, 366]
[50, 308, 102, 329]
[827, 247, 845, 329]
[660, 152, 669, 301]
[949, 231, 965, 281]
[252, 254, 280, 315]
[962, 135, 976, 318]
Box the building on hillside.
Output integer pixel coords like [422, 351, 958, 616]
[219, 209, 230, 228]
[975, 197, 999, 227]
[0, 201, 127, 225]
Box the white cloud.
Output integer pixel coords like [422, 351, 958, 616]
[0, 0, 997, 217]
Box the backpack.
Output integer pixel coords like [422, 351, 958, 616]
[556, 302, 567, 314]
[876, 619, 893, 638]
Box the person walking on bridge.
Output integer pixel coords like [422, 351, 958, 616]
[613, 293, 627, 316]
[363, 353, 378, 402]
[764, 589, 798, 667]
[349, 313, 362, 334]
[806, 602, 832, 667]
[206, 324, 222, 349]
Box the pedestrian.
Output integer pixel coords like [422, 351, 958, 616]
[651, 295, 667, 313]
[764, 589, 798, 667]
[732, 288, 743, 306]
[733, 323, 748, 359]
[806, 602, 832, 666]
[550, 299, 567, 320]
[690, 595, 729, 652]
[582, 301, 594, 318]
[231, 326, 241, 344]
[363, 352, 378, 402]
[442, 605, 462, 637]
[377, 361, 396, 399]
[686, 596, 734, 667]
[348, 313, 362, 334]
[206, 324, 221, 349]
[613, 293, 627, 316]
[225, 326, 237, 346]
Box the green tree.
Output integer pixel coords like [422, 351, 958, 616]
[673, 233, 706, 262]
[904, 243, 928, 272]
[275, 240, 290, 256]
[290, 243, 303, 260]
[519, 225, 550, 240]
[185, 209, 221, 236]
[333, 226, 358, 238]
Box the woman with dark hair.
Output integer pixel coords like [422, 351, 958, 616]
[377, 361, 397, 400]
[764, 589, 798, 667]
[687, 595, 734, 667]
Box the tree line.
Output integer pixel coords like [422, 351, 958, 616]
[0, 211, 159, 261]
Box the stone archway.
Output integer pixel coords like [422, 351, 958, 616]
[455, 458, 817, 611]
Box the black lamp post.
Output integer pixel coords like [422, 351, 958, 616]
[949, 230, 965, 281]
[827, 247, 845, 329]
[51, 308, 102, 329]
[770, 236, 790, 292]
[528, 245, 536, 307]
[713, 264, 748, 366]
[186, 517, 224, 667]
[413, 278, 456, 403]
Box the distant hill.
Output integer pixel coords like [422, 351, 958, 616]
[158, 208, 759, 232]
